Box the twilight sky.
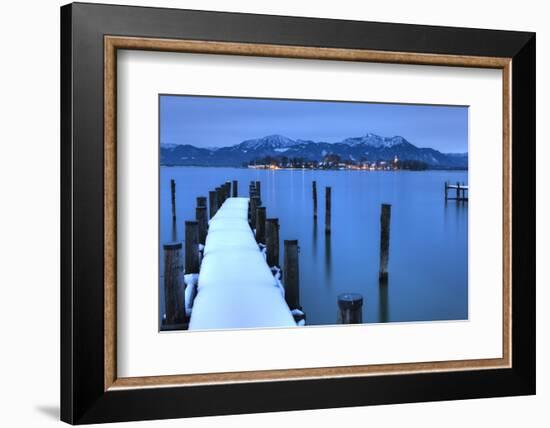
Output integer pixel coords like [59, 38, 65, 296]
[160, 95, 469, 153]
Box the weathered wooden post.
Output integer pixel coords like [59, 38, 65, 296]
[255, 180, 261, 201]
[185, 221, 200, 274]
[232, 180, 238, 197]
[163, 242, 185, 325]
[456, 181, 460, 201]
[337, 293, 363, 324]
[250, 195, 260, 228]
[325, 186, 332, 234]
[256, 206, 266, 243]
[444, 181, 448, 201]
[225, 181, 231, 198]
[284, 240, 300, 310]
[379, 203, 391, 284]
[312, 180, 318, 219]
[196, 206, 208, 245]
[209, 190, 218, 219]
[265, 218, 280, 267]
[170, 179, 176, 222]
[222, 185, 228, 204]
[196, 196, 207, 208]
[216, 186, 224, 208]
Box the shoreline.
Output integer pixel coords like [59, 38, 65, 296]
[160, 164, 468, 172]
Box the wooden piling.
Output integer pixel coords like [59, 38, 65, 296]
[225, 181, 232, 198]
[337, 293, 363, 324]
[185, 221, 200, 274]
[232, 180, 238, 197]
[256, 206, 266, 244]
[456, 181, 460, 201]
[379, 203, 391, 284]
[209, 190, 218, 219]
[325, 186, 332, 234]
[196, 206, 208, 245]
[216, 186, 224, 208]
[196, 196, 207, 208]
[265, 218, 280, 267]
[250, 195, 260, 228]
[163, 242, 185, 325]
[444, 181, 448, 201]
[255, 181, 261, 201]
[170, 179, 176, 222]
[223, 185, 228, 204]
[312, 180, 318, 219]
[283, 240, 300, 310]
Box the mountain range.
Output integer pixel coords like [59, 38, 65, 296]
[160, 133, 468, 169]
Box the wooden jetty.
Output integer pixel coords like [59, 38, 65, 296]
[187, 189, 296, 330]
[445, 181, 469, 201]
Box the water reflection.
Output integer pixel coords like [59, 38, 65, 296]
[379, 284, 389, 323]
[324, 232, 332, 282]
[171, 218, 178, 242]
[160, 167, 468, 326]
[312, 218, 318, 259]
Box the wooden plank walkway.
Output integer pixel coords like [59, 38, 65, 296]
[188, 197, 296, 330]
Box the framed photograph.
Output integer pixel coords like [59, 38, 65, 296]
[61, 2, 535, 424]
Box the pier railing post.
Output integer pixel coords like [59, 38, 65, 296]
[196, 207, 208, 245]
[221, 184, 228, 204]
[209, 190, 218, 219]
[266, 218, 280, 267]
[379, 203, 392, 284]
[255, 180, 261, 201]
[284, 240, 300, 310]
[185, 221, 200, 274]
[216, 186, 224, 208]
[312, 180, 318, 219]
[163, 242, 185, 325]
[170, 179, 176, 222]
[232, 180, 238, 197]
[196, 196, 207, 208]
[225, 181, 231, 198]
[325, 186, 332, 234]
[256, 206, 266, 244]
[250, 195, 260, 228]
[337, 293, 363, 324]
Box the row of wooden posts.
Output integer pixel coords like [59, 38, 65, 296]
[163, 179, 304, 328]
[311, 180, 391, 283]
[311, 180, 392, 324]
[164, 178, 392, 327]
[248, 181, 302, 315]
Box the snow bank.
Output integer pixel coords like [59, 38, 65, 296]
[189, 197, 296, 330]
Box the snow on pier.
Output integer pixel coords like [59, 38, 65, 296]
[188, 197, 296, 330]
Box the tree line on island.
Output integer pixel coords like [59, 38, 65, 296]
[247, 154, 431, 171]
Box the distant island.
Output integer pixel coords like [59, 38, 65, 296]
[160, 133, 468, 170]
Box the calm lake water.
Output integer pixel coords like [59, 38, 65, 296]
[159, 166, 468, 326]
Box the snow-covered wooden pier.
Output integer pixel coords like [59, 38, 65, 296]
[188, 196, 297, 330]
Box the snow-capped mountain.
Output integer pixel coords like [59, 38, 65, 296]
[341, 133, 406, 148]
[236, 134, 297, 150]
[160, 133, 467, 169]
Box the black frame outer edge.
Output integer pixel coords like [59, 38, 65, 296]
[60, 2, 536, 424]
[60, 4, 74, 425]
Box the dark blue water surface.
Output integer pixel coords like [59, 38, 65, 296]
[160, 167, 468, 326]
